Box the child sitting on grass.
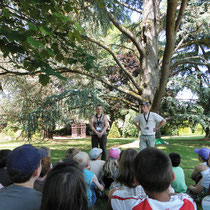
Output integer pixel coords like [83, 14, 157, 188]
[191, 148, 210, 184]
[169, 152, 187, 193]
[89, 147, 105, 181]
[188, 153, 210, 196]
[73, 151, 104, 206]
[108, 149, 146, 210]
[131, 147, 196, 209]
[102, 148, 120, 189]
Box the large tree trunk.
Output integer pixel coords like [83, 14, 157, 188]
[140, 0, 160, 105]
[43, 129, 53, 139]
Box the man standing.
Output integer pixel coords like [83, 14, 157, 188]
[133, 102, 166, 150]
[90, 105, 109, 160]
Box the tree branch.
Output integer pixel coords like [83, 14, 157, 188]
[0, 65, 42, 76]
[175, 0, 187, 32]
[105, 9, 145, 57]
[152, 0, 178, 112]
[170, 56, 209, 71]
[57, 67, 144, 102]
[116, 0, 142, 14]
[84, 36, 142, 94]
[173, 33, 189, 54]
[179, 38, 210, 49]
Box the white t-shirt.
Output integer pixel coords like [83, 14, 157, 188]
[89, 160, 105, 180]
[111, 185, 146, 210]
[133, 112, 164, 135]
[201, 168, 210, 189]
[132, 193, 197, 210]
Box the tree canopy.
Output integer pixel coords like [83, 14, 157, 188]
[0, 0, 209, 138]
[1, 0, 209, 111]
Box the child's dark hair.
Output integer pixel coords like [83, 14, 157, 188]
[65, 148, 80, 159]
[0, 149, 11, 168]
[41, 159, 89, 210]
[134, 147, 172, 193]
[116, 149, 138, 188]
[169, 152, 181, 167]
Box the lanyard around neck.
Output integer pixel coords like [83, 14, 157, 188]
[96, 114, 102, 124]
[143, 112, 150, 125]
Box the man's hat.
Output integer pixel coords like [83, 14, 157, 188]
[142, 101, 150, 107]
[7, 144, 46, 175]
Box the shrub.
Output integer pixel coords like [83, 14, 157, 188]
[121, 110, 138, 138]
[108, 121, 121, 138]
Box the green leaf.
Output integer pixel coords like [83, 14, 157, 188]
[39, 74, 50, 86]
[55, 53, 64, 63]
[27, 22, 38, 32]
[53, 12, 72, 23]
[46, 47, 55, 56]
[68, 32, 75, 42]
[75, 22, 85, 35]
[67, 58, 77, 64]
[64, 3, 73, 13]
[73, 30, 82, 42]
[27, 37, 44, 49]
[2, 8, 10, 18]
[40, 26, 53, 38]
[44, 66, 67, 81]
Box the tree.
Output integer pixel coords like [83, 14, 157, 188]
[160, 72, 210, 139]
[0, 73, 107, 139]
[0, 0, 209, 113]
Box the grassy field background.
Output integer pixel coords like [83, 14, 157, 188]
[0, 135, 209, 209]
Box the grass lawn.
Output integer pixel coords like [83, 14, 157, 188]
[0, 135, 209, 209]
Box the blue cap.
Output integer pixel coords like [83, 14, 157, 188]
[7, 144, 45, 175]
[89, 148, 103, 160]
[194, 148, 210, 160]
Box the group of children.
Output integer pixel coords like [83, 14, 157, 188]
[0, 144, 209, 210]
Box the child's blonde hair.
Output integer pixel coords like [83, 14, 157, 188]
[103, 158, 118, 178]
[73, 151, 89, 168]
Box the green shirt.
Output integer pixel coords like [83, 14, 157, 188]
[171, 166, 187, 193]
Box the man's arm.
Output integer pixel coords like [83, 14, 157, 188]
[133, 116, 141, 131]
[90, 115, 100, 136]
[157, 119, 166, 130]
[99, 115, 109, 137]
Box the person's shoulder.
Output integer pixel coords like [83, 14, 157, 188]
[173, 193, 196, 207]
[133, 114, 142, 121]
[84, 169, 94, 176]
[94, 159, 105, 165]
[150, 111, 161, 116]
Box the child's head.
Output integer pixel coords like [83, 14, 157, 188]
[40, 146, 51, 157]
[103, 159, 118, 178]
[194, 148, 210, 162]
[0, 149, 11, 168]
[108, 148, 120, 160]
[73, 151, 89, 169]
[169, 152, 181, 167]
[41, 159, 88, 210]
[65, 148, 80, 159]
[116, 148, 138, 188]
[89, 148, 102, 160]
[134, 147, 172, 194]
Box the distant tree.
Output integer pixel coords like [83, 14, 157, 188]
[160, 72, 210, 139]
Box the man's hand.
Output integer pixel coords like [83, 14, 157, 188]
[97, 133, 103, 138]
[153, 128, 159, 132]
